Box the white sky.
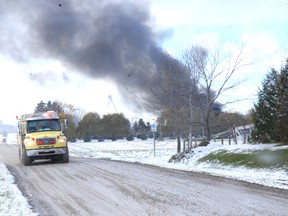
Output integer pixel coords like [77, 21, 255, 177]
[1, 136, 287, 215]
[1, 0, 288, 125]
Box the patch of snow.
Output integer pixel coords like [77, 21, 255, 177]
[0, 163, 37, 216]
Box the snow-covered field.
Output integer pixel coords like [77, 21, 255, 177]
[1, 135, 288, 215]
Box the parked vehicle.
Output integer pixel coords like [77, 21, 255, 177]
[127, 134, 134, 141]
[140, 134, 148, 140]
[97, 137, 105, 142]
[83, 136, 91, 142]
[69, 137, 77, 143]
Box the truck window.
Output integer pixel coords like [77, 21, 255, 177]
[27, 119, 61, 133]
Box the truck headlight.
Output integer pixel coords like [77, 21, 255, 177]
[59, 138, 65, 143]
[26, 140, 34, 146]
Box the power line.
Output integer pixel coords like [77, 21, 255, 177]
[107, 95, 119, 113]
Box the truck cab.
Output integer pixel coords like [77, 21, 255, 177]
[17, 111, 69, 165]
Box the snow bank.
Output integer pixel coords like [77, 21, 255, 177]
[0, 163, 37, 216]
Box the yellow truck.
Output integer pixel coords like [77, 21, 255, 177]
[17, 111, 69, 165]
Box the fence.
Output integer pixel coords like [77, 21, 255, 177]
[181, 124, 254, 152]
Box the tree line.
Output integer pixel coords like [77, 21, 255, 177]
[34, 100, 251, 141]
[34, 100, 157, 140]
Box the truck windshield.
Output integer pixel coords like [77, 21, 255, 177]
[27, 119, 61, 133]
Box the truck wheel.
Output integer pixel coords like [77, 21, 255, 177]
[22, 147, 32, 166]
[62, 147, 69, 163]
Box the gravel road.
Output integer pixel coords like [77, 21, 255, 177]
[1, 143, 288, 216]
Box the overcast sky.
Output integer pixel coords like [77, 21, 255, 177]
[1, 0, 287, 125]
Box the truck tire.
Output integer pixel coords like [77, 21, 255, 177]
[22, 147, 32, 166]
[62, 147, 69, 163]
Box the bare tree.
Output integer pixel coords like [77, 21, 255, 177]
[126, 53, 191, 152]
[182, 44, 251, 141]
[149, 55, 190, 152]
[61, 104, 86, 126]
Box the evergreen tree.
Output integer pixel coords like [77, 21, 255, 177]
[34, 100, 47, 113]
[136, 118, 147, 136]
[46, 101, 64, 113]
[46, 101, 53, 111]
[132, 121, 138, 136]
[275, 59, 288, 142]
[252, 68, 279, 142]
[34, 100, 64, 113]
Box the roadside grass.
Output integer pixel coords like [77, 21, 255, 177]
[198, 148, 288, 170]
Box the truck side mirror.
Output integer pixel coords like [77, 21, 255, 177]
[61, 119, 68, 131]
[64, 119, 68, 130]
[18, 122, 24, 135]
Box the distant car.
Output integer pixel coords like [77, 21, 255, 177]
[111, 134, 117, 141]
[97, 137, 104, 142]
[69, 137, 77, 143]
[140, 134, 147, 140]
[127, 134, 134, 141]
[83, 136, 91, 142]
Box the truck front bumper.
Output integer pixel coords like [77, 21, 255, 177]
[26, 147, 67, 157]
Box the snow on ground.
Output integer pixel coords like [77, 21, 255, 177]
[68, 139, 288, 190]
[1, 136, 288, 215]
[0, 163, 37, 216]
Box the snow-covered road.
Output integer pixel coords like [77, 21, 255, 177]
[1, 141, 288, 216]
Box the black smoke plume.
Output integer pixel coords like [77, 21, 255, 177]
[0, 0, 184, 110]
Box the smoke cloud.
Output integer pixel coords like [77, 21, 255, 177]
[0, 0, 182, 110]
